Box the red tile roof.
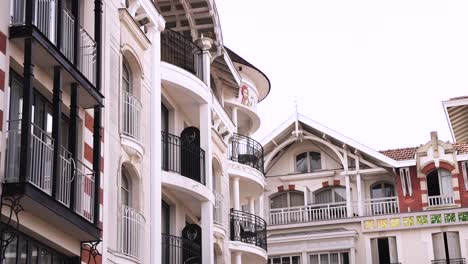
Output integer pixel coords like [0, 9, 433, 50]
[379, 142, 468, 161]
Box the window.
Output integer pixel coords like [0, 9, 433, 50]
[371, 237, 398, 264]
[296, 152, 321, 173]
[314, 187, 346, 204]
[461, 162, 468, 190]
[399, 167, 412, 196]
[432, 232, 462, 263]
[427, 169, 453, 206]
[270, 191, 305, 209]
[122, 60, 132, 93]
[268, 255, 300, 264]
[121, 167, 131, 207]
[309, 252, 349, 264]
[371, 183, 395, 199]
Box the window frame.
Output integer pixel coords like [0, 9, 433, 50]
[370, 182, 396, 199]
[122, 60, 132, 94]
[314, 186, 347, 204]
[270, 190, 305, 209]
[308, 251, 350, 264]
[295, 151, 322, 173]
[399, 167, 412, 196]
[268, 255, 301, 264]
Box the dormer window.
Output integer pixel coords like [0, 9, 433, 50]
[296, 152, 321, 173]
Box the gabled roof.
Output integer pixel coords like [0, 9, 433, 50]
[261, 113, 401, 168]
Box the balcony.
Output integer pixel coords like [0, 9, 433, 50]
[122, 91, 142, 141]
[432, 259, 466, 264]
[428, 195, 455, 207]
[228, 133, 264, 174]
[3, 119, 99, 240]
[120, 205, 145, 260]
[161, 29, 203, 81]
[161, 233, 201, 264]
[230, 209, 267, 251]
[364, 197, 399, 216]
[161, 131, 206, 185]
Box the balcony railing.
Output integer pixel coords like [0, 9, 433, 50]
[428, 195, 455, 207]
[230, 209, 267, 251]
[161, 233, 201, 264]
[122, 91, 142, 140]
[365, 197, 399, 216]
[268, 202, 347, 225]
[213, 191, 224, 226]
[5, 119, 96, 222]
[161, 29, 203, 81]
[432, 259, 466, 264]
[121, 205, 145, 260]
[161, 131, 206, 185]
[228, 133, 264, 174]
[10, 0, 97, 85]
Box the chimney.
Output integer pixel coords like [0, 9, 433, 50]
[431, 131, 439, 158]
[431, 131, 438, 140]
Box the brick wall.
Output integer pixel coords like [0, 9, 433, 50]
[397, 166, 423, 213]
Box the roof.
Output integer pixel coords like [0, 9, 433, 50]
[443, 96, 468, 142]
[224, 47, 271, 101]
[379, 142, 468, 161]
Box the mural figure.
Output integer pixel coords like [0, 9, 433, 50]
[241, 85, 250, 106]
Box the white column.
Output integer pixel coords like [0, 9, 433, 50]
[233, 251, 242, 264]
[345, 175, 352, 217]
[200, 103, 212, 189]
[248, 197, 255, 214]
[233, 177, 240, 210]
[201, 201, 214, 264]
[150, 28, 163, 264]
[350, 248, 356, 264]
[301, 252, 308, 264]
[232, 107, 238, 132]
[195, 36, 213, 85]
[258, 193, 265, 219]
[357, 173, 363, 216]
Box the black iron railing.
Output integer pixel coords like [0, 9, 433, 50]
[161, 131, 206, 185]
[432, 259, 466, 264]
[161, 234, 201, 264]
[161, 29, 203, 81]
[228, 133, 264, 174]
[230, 209, 267, 251]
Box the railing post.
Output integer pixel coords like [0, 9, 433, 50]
[51, 66, 62, 199]
[19, 38, 34, 182]
[68, 84, 78, 210]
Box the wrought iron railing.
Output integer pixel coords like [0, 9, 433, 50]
[5, 119, 96, 223]
[79, 26, 97, 85]
[230, 209, 267, 251]
[432, 259, 466, 264]
[161, 131, 206, 185]
[121, 205, 145, 260]
[161, 29, 203, 81]
[228, 133, 264, 174]
[268, 201, 348, 225]
[428, 195, 455, 207]
[61, 8, 75, 62]
[122, 91, 142, 140]
[161, 233, 201, 264]
[364, 196, 399, 216]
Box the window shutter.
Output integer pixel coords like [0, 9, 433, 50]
[371, 238, 379, 264]
[439, 170, 453, 196]
[432, 232, 446, 260]
[388, 237, 399, 263]
[399, 169, 407, 196]
[446, 232, 462, 259]
[462, 162, 468, 190]
[405, 168, 413, 196]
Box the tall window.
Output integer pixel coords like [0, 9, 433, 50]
[371, 183, 395, 199]
[432, 232, 461, 262]
[427, 169, 453, 198]
[314, 187, 346, 204]
[296, 152, 321, 173]
[121, 168, 131, 207]
[122, 61, 132, 93]
[371, 237, 398, 264]
[270, 191, 304, 209]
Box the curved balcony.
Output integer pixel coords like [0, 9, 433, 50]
[120, 205, 145, 260]
[161, 29, 203, 81]
[230, 209, 267, 251]
[228, 133, 264, 174]
[161, 131, 206, 185]
[161, 233, 201, 264]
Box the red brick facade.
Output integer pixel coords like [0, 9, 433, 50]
[397, 166, 423, 213]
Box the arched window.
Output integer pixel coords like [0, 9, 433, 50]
[121, 167, 131, 207]
[122, 60, 132, 93]
[427, 169, 453, 197]
[314, 187, 346, 204]
[270, 191, 304, 209]
[371, 182, 395, 199]
[296, 152, 321, 173]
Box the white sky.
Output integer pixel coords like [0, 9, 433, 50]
[216, 1, 468, 151]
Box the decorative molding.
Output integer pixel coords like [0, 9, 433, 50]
[119, 8, 151, 50]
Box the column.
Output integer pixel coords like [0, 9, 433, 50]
[68, 84, 78, 209]
[345, 175, 352, 217]
[51, 66, 62, 199]
[301, 252, 308, 264]
[195, 36, 213, 85]
[233, 251, 242, 264]
[232, 107, 238, 132]
[19, 38, 34, 182]
[233, 177, 240, 210]
[94, 0, 102, 91]
[71, 0, 80, 66]
[199, 103, 212, 188]
[258, 193, 265, 219]
[248, 197, 255, 214]
[350, 248, 356, 264]
[201, 201, 214, 264]
[150, 28, 163, 264]
[357, 173, 363, 216]
[92, 105, 102, 225]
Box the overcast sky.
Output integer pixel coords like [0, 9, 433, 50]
[216, 1, 468, 151]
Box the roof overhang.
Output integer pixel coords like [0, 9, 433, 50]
[443, 96, 468, 142]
